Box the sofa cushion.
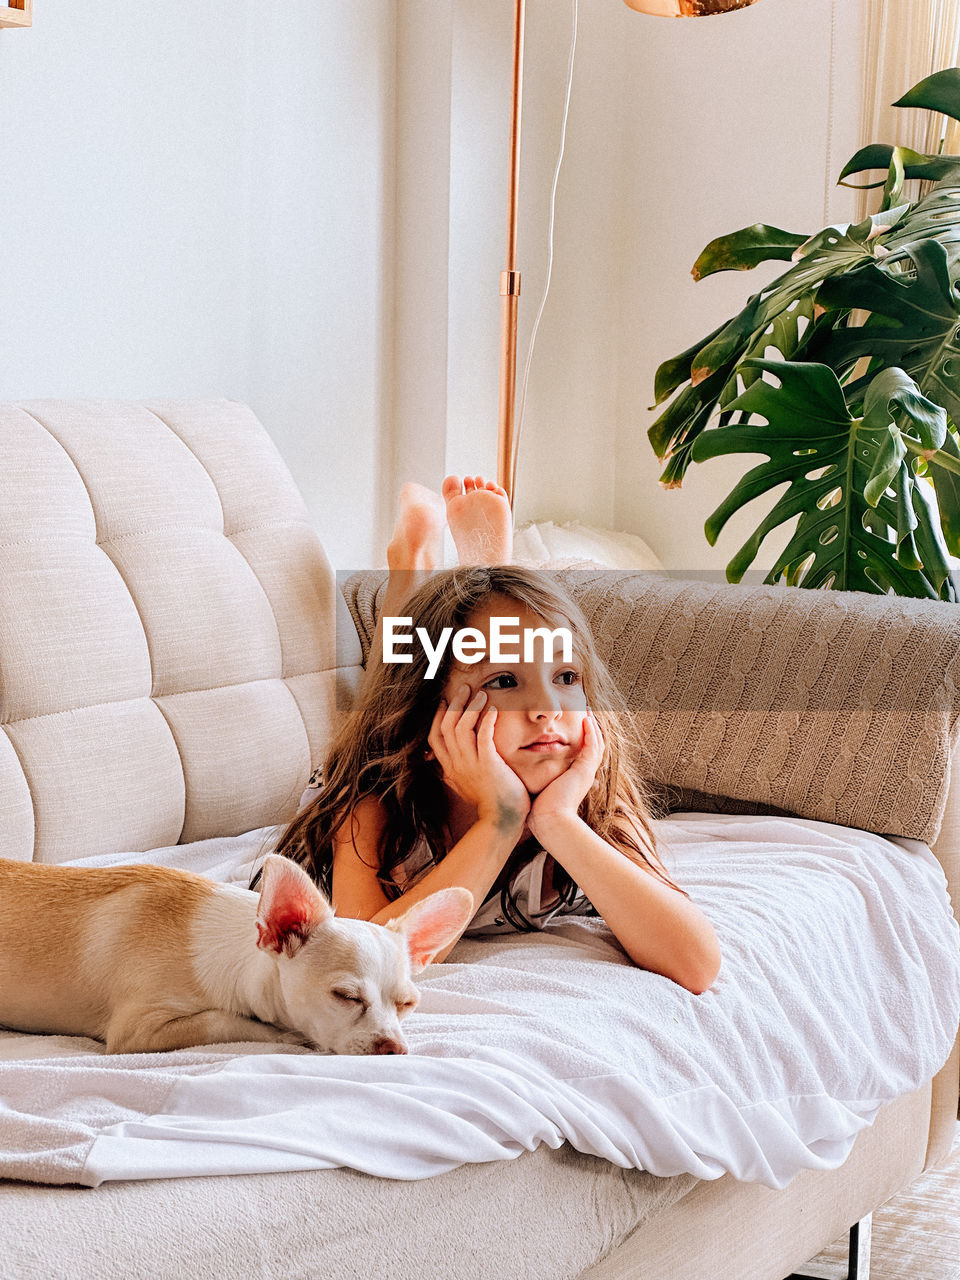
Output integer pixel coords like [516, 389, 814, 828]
[565, 569, 960, 844]
[0, 400, 362, 863]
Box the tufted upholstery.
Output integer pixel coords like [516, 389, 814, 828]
[0, 400, 362, 863]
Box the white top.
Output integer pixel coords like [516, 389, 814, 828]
[461, 849, 595, 936]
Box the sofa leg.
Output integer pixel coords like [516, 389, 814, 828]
[786, 1214, 872, 1280]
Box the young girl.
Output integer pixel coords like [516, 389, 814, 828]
[261, 477, 721, 994]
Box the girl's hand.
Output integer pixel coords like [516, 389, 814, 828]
[528, 711, 604, 841]
[427, 684, 531, 834]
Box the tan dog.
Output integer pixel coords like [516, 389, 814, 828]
[0, 855, 473, 1055]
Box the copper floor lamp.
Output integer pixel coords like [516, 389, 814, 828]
[496, 0, 764, 504]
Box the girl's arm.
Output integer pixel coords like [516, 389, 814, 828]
[533, 811, 721, 993]
[529, 713, 721, 994]
[332, 802, 523, 961]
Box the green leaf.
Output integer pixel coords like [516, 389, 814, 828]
[876, 182, 960, 269]
[895, 68, 960, 122]
[692, 296, 763, 385]
[648, 369, 729, 469]
[843, 204, 912, 245]
[882, 148, 906, 211]
[652, 319, 728, 406]
[657, 442, 696, 490]
[817, 239, 955, 330]
[689, 226, 874, 386]
[863, 421, 907, 507]
[688, 360, 955, 597]
[813, 239, 960, 424]
[926, 426, 960, 555]
[692, 224, 809, 281]
[893, 467, 922, 569]
[861, 365, 947, 453]
[905, 478, 954, 595]
[839, 144, 960, 189]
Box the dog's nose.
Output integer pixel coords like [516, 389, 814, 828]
[372, 1037, 407, 1055]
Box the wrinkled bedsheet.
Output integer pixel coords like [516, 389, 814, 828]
[1, 814, 957, 1190]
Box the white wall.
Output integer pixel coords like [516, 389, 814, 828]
[612, 0, 866, 573]
[242, 4, 397, 571]
[0, 0, 395, 569]
[0, 0, 865, 575]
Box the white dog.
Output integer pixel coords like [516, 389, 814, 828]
[0, 854, 473, 1055]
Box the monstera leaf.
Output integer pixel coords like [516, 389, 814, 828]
[840, 69, 960, 192]
[812, 239, 960, 420]
[647, 67, 960, 596]
[649, 209, 902, 476]
[840, 145, 960, 191]
[691, 224, 809, 281]
[880, 179, 960, 265]
[928, 426, 960, 550]
[690, 361, 956, 599]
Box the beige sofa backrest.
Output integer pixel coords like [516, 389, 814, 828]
[0, 400, 363, 863]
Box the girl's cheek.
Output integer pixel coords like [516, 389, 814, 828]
[486, 705, 510, 747]
[440, 673, 469, 703]
[482, 689, 517, 716]
[566, 685, 589, 711]
[487, 705, 522, 756]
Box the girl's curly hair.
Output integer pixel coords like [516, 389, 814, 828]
[260, 565, 681, 925]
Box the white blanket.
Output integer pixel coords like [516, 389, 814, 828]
[1, 815, 958, 1190]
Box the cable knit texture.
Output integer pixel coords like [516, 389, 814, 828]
[342, 568, 960, 844]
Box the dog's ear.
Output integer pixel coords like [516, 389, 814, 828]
[255, 855, 333, 957]
[388, 887, 474, 972]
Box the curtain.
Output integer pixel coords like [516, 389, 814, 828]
[858, 0, 960, 216]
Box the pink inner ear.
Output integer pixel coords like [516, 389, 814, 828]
[256, 856, 331, 956]
[399, 889, 474, 970]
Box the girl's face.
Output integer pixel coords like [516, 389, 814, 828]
[439, 596, 589, 795]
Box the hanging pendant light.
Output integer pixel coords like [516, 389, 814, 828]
[622, 0, 761, 15]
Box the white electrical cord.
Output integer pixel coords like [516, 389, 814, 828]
[511, 0, 579, 496]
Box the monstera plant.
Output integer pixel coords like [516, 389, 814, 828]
[650, 68, 960, 599]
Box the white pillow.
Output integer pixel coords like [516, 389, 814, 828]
[513, 520, 663, 571]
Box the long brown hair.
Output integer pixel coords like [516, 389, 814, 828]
[264, 566, 683, 921]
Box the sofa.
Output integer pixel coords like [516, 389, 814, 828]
[0, 398, 957, 1280]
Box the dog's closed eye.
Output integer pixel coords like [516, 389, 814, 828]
[331, 989, 368, 1012]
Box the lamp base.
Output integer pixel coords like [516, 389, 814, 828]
[623, 0, 759, 15]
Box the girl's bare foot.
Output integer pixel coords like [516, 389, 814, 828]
[387, 483, 445, 572]
[383, 483, 446, 616]
[442, 475, 513, 565]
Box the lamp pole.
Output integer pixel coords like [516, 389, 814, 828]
[496, 0, 525, 506]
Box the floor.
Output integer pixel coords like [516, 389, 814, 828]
[790, 1122, 960, 1280]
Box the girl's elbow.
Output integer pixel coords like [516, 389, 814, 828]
[681, 965, 719, 997]
[631, 937, 721, 994]
[679, 937, 721, 995]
